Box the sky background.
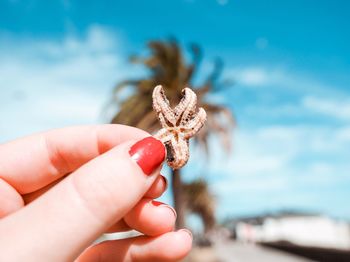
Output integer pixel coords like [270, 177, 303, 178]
[0, 0, 350, 226]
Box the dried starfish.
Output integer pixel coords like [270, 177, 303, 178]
[152, 85, 207, 169]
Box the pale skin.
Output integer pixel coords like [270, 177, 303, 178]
[0, 125, 192, 261]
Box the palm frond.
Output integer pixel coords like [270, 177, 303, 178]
[183, 179, 216, 231]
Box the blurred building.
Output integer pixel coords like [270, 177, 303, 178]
[234, 213, 350, 250]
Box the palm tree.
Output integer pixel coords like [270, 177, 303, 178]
[183, 180, 216, 233]
[110, 39, 234, 229]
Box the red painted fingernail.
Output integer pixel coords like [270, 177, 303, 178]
[129, 137, 165, 175]
[152, 200, 177, 218]
[161, 175, 168, 190]
[151, 200, 165, 206]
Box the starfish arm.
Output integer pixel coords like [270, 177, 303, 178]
[174, 87, 197, 125]
[158, 113, 170, 128]
[183, 107, 207, 139]
[152, 85, 176, 125]
[154, 128, 167, 139]
[154, 128, 173, 143]
[167, 136, 189, 169]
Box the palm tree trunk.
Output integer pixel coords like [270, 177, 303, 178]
[172, 169, 185, 229]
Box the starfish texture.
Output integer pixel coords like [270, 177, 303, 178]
[152, 85, 207, 169]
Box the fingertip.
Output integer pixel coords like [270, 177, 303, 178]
[177, 228, 193, 240]
[149, 230, 193, 261]
[145, 174, 167, 199]
[174, 229, 193, 256]
[0, 178, 24, 218]
[177, 229, 193, 248]
[77, 230, 193, 262]
[124, 199, 176, 236]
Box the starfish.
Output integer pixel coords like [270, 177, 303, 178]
[152, 85, 207, 169]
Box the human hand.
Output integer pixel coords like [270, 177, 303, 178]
[0, 125, 192, 261]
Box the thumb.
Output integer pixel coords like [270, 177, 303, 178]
[0, 137, 165, 261]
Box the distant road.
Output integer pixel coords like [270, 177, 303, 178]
[188, 241, 313, 262]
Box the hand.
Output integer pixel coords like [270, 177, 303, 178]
[0, 125, 192, 261]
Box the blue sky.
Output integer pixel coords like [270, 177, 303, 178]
[0, 0, 350, 224]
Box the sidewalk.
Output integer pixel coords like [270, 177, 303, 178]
[187, 241, 312, 262]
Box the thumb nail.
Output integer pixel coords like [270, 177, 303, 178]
[129, 137, 165, 175]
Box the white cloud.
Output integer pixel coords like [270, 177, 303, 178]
[228, 64, 350, 127]
[0, 25, 130, 143]
[229, 66, 348, 99]
[204, 123, 350, 218]
[205, 62, 350, 218]
[232, 67, 271, 86]
[335, 125, 350, 142]
[302, 96, 350, 120]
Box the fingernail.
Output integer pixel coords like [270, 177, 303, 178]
[152, 200, 177, 219]
[178, 228, 193, 239]
[129, 137, 165, 175]
[161, 175, 168, 190]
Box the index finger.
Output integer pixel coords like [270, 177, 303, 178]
[0, 124, 149, 194]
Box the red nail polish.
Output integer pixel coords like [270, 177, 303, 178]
[129, 137, 165, 175]
[151, 200, 165, 206]
[161, 175, 168, 190]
